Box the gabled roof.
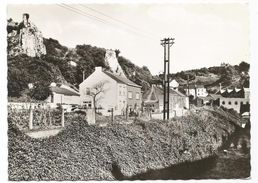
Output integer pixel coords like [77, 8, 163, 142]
[143, 85, 186, 103]
[50, 85, 80, 96]
[103, 71, 141, 88]
[216, 87, 246, 98]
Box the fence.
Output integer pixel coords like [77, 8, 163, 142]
[8, 104, 65, 131]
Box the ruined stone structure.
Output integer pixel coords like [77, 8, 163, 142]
[7, 13, 46, 57]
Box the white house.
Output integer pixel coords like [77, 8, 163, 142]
[170, 79, 179, 90]
[184, 84, 208, 98]
[79, 66, 142, 116]
[45, 83, 80, 108]
[217, 87, 250, 113]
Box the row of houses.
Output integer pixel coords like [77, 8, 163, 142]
[44, 50, 190, 116]
[44, 74, 250, 117]
[24, 49, 249, 116]
[47, 74, 189, 117]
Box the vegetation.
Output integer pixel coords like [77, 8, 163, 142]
[165, 61, 250, 93]
[8, 36, 154, 100]
[8, 107, 241, 181]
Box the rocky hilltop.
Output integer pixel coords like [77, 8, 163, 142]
[7, 16, 46, 58]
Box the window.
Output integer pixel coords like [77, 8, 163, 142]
[128, 91, 133, 99]
[136, 92, 140, 100]
[86, 88, 90, 95]
[83, 101, 92, 108]
[222, 101, 225, 105]
[228, 101, 231, 105]
[51, 94, 54, 103]
[235, 101, 238, 105]
[119, 91, 122, 96]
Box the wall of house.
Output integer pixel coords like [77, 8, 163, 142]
[244, 89, 250, 99]
[196, 88, 208, 97]
[219, 97, 249, 113]
[127, 85, 142, 112]
[157, 94, 189, 113]
[185, 88, 196, 97]
[79, 68, 118, 116]
[185, 88, 208, 98]
[117, 83, 127, 115]
[45, 92, 80, 107]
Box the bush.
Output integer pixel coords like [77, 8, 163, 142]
[8, 108, 238, 180]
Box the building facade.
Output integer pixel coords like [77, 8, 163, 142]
[79, 66, 142, 116]
[143, 85, 189, 117]
[184, 84, 208, 98]
[45, 83, 80, 108]
[217, 87, 250, 114]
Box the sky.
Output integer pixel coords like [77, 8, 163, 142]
[7, 3, 249, 75]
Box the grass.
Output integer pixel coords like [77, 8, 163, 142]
[8, 107, 240, 180]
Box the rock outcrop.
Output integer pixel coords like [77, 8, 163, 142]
[7, 17, 46, 58]
[105, 49, 126, 77]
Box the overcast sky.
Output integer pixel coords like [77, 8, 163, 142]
[7, 3, 249, 75]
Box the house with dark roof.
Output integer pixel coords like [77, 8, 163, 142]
[79, 66, 142, 116]
[45, 82, 80, 108]
[142, 85, 189, 117]
[216, 87, 250, 113]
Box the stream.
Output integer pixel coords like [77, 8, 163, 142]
[112, 121, 251, 180]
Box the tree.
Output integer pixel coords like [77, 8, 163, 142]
[29, 82, 51, 101]
[239, 61, 250, 72]
[89, 81, 108, 113]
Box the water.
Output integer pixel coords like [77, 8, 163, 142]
[112, 122, 251, 180]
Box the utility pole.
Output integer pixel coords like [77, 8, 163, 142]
[82, 71, 85, 81]
[187, 75, 190, 96]
[161, 38, 175, 120]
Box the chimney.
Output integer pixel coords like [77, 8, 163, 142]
[95, 66, 102, 72]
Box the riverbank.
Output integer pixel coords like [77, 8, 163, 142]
[8, 107, 243, 180]
[121, 123, 250, 180]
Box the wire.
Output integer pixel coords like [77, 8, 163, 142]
[57, 4, 111, 26]
[79, 4, 160, 39]
[57, 4, 158, 41]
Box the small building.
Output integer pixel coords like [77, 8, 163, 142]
[217, 87, 250, 114]
[143, 85, 189, 117]
[170, 79, 179, 90]
[196, 94, 219, 106]
[184, 84, 208, 98]
[45, 83, 80, 108]
[79, 66, 142, 116]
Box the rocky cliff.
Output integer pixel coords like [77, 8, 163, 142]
[7, 18, 46, 58]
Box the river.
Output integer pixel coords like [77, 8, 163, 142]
[112, 121, 251, 180]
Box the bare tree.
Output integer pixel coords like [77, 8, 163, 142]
[89, 81, 108, 113]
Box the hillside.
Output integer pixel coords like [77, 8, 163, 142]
[157, 62, 250, 93]
[7, 19, 154, 100]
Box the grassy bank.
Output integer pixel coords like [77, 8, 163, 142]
[8, 107, 241, 180]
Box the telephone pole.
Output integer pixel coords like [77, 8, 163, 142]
[161, 38, 175, 120]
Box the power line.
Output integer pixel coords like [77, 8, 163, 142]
[79, 4, 160, 39]
[57, 4, 112, 27]
[57, 4, 157, 41]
